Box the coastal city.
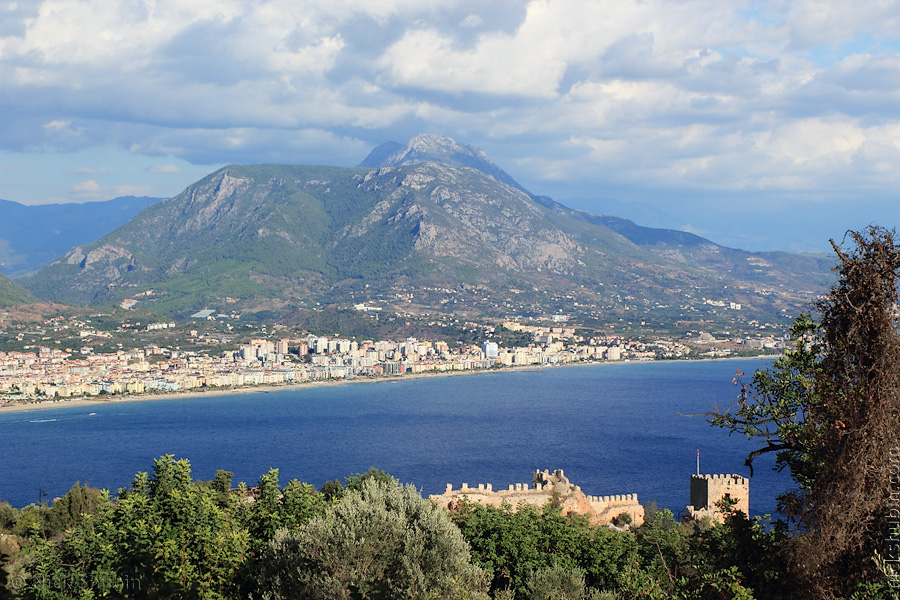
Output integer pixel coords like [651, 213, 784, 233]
[0, 2, 892, 596]
[0, 311, 786, 406]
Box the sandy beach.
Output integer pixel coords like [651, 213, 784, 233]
[0, 362, 549, 414]
[0, 355, 771, 416]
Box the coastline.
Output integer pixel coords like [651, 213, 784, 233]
[0, 351, 788, 517]
[0, 354, 775, 416]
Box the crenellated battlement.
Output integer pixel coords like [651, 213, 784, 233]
[685, 472, 749, 523]
[430, 469, 644, 527]
[692, 473, 747, 485]
[586, 493, 639, 504]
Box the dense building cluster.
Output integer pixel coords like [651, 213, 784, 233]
[0, 323, 690, 403]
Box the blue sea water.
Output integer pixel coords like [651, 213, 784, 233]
[0, 359, 791, 516]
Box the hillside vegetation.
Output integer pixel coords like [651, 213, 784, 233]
[0, 273, 34, 307]
[19, 155, 832, 326]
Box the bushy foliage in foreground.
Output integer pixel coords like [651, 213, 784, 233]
[449, 501, 632, 596]
[3, 459, 897, 599]
[452, 501, 792, 600]
[0, 457, 802, 600]
[1, 456, 329, 599]
[258, 478, 487, 600]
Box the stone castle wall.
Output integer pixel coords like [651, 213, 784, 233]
[428, 469, 644, 527]
[685, 473, 749, 523]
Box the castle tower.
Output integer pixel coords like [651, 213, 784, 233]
[684, 474, 749, 523]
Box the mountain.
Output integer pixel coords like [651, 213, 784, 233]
[21, 162, 629, 314]
[0, 272, 34, 307]
[0, 196, 163, 277]
[19, 137, 834, 325]
[359, 134, 527, 193]
[535, 205, 835, 289]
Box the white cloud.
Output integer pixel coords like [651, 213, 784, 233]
[71, 180, 100, 193]
[42, 120, 70, 131]
[460, 14, 482, 28]
[1, 0, 900, 249]
[784, 0, 900, 50]
[759, 118, 866, 166]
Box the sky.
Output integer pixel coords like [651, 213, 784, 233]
[1, 0, 899, 252]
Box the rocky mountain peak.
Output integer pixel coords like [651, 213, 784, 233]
[358, 134, 527, 193]
[405, 134, 490, 161]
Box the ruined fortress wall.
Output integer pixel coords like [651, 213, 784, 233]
[431, 482, 554, 511]
[586, 493, 644, 525]
[429, 472, 644, 527]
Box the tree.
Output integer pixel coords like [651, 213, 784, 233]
[246, 468, 284, 553]
[17, 496, 120, 599]
[320, 479, 343, 503]
[451, 502, 632, 598]
[523, 565, 609, 600]
[12, 458, 332, 600]
[43, 483, 106, 539]
[708, 226, 900, 598]
[111, 455, 250, 599]
[244, 468, 327, 556]
[344, 467, 397, 492]
[0, 504, 18, 536]
[278, 479, 325, 531]
[211, 470, 234, 494]
[257, 478, 488, 600]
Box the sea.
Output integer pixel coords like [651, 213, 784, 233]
[0, 358, 792, 517]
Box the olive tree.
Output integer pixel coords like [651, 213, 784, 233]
[257, 478, 487, 600]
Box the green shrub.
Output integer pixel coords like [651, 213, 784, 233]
[258, 478, 487, 600]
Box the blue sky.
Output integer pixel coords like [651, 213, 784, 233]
[1, 0, 899, 252]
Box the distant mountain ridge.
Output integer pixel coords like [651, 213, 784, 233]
[593, 215, 711, 247]
[532, 206, 834, 288]
[0, 196, 163, 277]
[19, 136, 834, 323]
